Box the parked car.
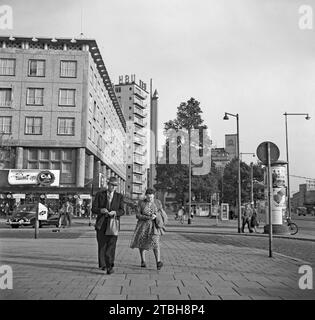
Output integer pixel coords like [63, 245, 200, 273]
[296, 207, 307, 216]
[7, 203, 59, 229]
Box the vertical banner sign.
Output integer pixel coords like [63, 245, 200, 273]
[38, 202, 48, 221]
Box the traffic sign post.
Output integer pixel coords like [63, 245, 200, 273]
[257, 141, 280, 258]
[267, 142, 273, 258]
[35, 203, 39, 239]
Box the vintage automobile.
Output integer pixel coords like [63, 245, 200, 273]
[296, 206, 307, 216]
[7, 203, 60, 229]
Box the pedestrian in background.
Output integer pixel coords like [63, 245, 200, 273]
[4, 203, 10, 221]
[130, 188, 168, 270]
[250, 206, 259, 233]
[92, 176, 125, 275]
[64, 200, 73, 227]
[241, 203, 253, 233]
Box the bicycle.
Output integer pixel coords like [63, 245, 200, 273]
[285, 216, 298, 235]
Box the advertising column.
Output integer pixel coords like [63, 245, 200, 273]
[264, 161, 289, 234]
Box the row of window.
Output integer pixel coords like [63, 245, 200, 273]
[0, 116, 75, 135]
[27, 149, 74, 172]
[0, 58, 77, 78]
[0, 88, 76, 107]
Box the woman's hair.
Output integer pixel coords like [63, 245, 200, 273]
[145, 188, 155, 195]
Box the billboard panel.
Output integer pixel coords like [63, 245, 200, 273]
[0, 169, 60, 187]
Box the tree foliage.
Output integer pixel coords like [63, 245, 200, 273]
[155, 97, 220, 203]
[221, 159, 265, 206]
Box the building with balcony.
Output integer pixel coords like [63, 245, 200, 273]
[0, 36, 126, 207]
[115, 75, 149, 199]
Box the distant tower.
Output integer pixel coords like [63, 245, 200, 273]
[149, 89, 159, 188]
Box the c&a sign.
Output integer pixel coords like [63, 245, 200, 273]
[0, 169, 60, 187]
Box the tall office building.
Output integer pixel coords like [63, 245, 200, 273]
[115, 75, 149, 199]
[0, 36, 126, 207]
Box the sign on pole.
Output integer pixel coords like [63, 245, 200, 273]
[38, 202, 48, 221]
[256, 142, 279, 165]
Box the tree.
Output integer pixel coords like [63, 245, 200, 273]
[222, 159, 265, 206]
[0, 133, 15, 169]
[155, 98, 220, 205]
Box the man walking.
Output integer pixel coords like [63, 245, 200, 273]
[92, 177, 125, 275]
[241, 203, 253, 233]
[64, 200, 73, 227]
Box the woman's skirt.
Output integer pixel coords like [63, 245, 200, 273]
[130, 220, 160, 250]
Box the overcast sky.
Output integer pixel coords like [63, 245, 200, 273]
[1, 0, 315, 194]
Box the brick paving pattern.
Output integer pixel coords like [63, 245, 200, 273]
[0, 215, 314, 300]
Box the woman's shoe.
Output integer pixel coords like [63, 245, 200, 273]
[141, 262, 146, 268]
[157, 261, 163, 270]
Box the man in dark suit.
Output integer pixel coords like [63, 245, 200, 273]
[92, 176, 125, 274]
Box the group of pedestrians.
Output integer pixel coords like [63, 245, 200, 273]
[241, 203, 259, 233]
[92, 177, 168, 275]
[175, 206, 194, 222]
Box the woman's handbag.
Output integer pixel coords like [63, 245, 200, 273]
[154, 208, 168, 235]
[105, 217, 119, 236]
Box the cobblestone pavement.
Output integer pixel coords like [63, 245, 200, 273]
[181, 233, 315, 265]
[0, 216, 314, 300]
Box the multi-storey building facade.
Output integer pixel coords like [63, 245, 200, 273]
[0, 36, 126, 207]
[114, 75, 149, 199]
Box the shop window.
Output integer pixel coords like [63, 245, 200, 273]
[39, 162, 49, 169]
[51, 150, 61, 161]
[40, 149, 49, 160]
[27, 162, 38, 169]
[51, 162, 60, 170]
[63, 150, 72, 161]
[62, 162, 72, 173]
[28, 149, 38, 161]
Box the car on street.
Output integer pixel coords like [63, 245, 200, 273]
[7, 203, 60, 228]
[296, 207, 307, 216]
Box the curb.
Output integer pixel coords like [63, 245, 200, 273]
[166, 228, 315, 242]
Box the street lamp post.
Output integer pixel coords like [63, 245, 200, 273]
[188, 128, 192, 225]
[224, 112, 241, 233]
[284, 112, 311, 218]
[250, 162, 254, 206]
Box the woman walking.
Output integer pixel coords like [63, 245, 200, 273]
[130, 188, 167, 270]
[250, 207, 259, 233]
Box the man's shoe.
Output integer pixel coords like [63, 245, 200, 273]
[107, 267, 114, 275]
[157, 261, 163, 270]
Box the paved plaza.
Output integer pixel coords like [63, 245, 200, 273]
[0, 215, 314, 300]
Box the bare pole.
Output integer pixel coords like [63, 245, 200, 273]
[283, 112, 310, 218]
[236, 114, 241, 233]
[284, 113, 291, 218]
[251, 162, 254, 205]
[267, 142, 273, 258]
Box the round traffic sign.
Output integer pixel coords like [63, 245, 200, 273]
[256, 141, 280, 165]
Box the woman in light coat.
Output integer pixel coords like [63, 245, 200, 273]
[130, 188, 167, 270]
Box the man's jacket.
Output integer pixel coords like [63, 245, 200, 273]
[92, 190, 125, 231]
